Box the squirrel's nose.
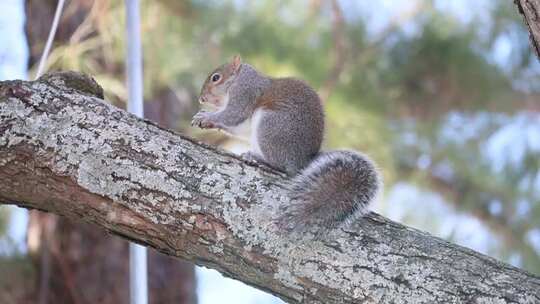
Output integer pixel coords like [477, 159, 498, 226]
[198, 96, 207, 103]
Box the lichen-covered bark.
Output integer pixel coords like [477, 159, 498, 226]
[515, 0, 540, 60]
[0, 72, 539, 304]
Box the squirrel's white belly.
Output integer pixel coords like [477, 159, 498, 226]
[223, 119, 250, 138]
[250, 108, 265, 157]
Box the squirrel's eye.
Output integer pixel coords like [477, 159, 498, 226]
[211, 73, 221, 82]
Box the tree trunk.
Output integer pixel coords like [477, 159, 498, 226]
[23, 1, 198, 302]
[25, 205, 197, 304]
[515, 0, 540, 60]
[0, 72, 539, 304]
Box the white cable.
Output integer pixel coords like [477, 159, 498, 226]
[125, 0, 144, 118]
[35, 0, 66, 80]
[125, 1, 148, 304]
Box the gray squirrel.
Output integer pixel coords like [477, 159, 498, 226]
[192, 55, 381, 234]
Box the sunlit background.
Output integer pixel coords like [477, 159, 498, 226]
[1, 0, 539, 303]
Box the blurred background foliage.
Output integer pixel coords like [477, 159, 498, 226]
[1, 0, 540, 303]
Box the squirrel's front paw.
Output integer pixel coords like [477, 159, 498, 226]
[191, 111, 216, 129]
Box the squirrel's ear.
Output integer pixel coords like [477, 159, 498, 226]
[231, 55, 242, 72]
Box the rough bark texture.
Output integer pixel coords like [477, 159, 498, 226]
[25, 205, 197, 304]
[515, 0, 540, 60]
[0, 72, 539, 304]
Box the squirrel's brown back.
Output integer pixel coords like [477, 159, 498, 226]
[256, 77, 322, 112]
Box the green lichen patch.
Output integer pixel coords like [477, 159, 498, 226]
[40, 71, 104, 99]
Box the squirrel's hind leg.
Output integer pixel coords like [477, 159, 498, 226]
[241, 151, 285, 172]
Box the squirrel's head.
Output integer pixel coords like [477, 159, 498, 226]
[199, 55, 242, 108]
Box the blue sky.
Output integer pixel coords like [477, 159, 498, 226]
[0, 0, 27, 80]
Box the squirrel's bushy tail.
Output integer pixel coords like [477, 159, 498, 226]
[280, 150, 381, 234]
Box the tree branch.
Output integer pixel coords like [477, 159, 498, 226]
[515, 0, 540, 61]
[0, 72, 539, 304]
[397, 158, 540, 269]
